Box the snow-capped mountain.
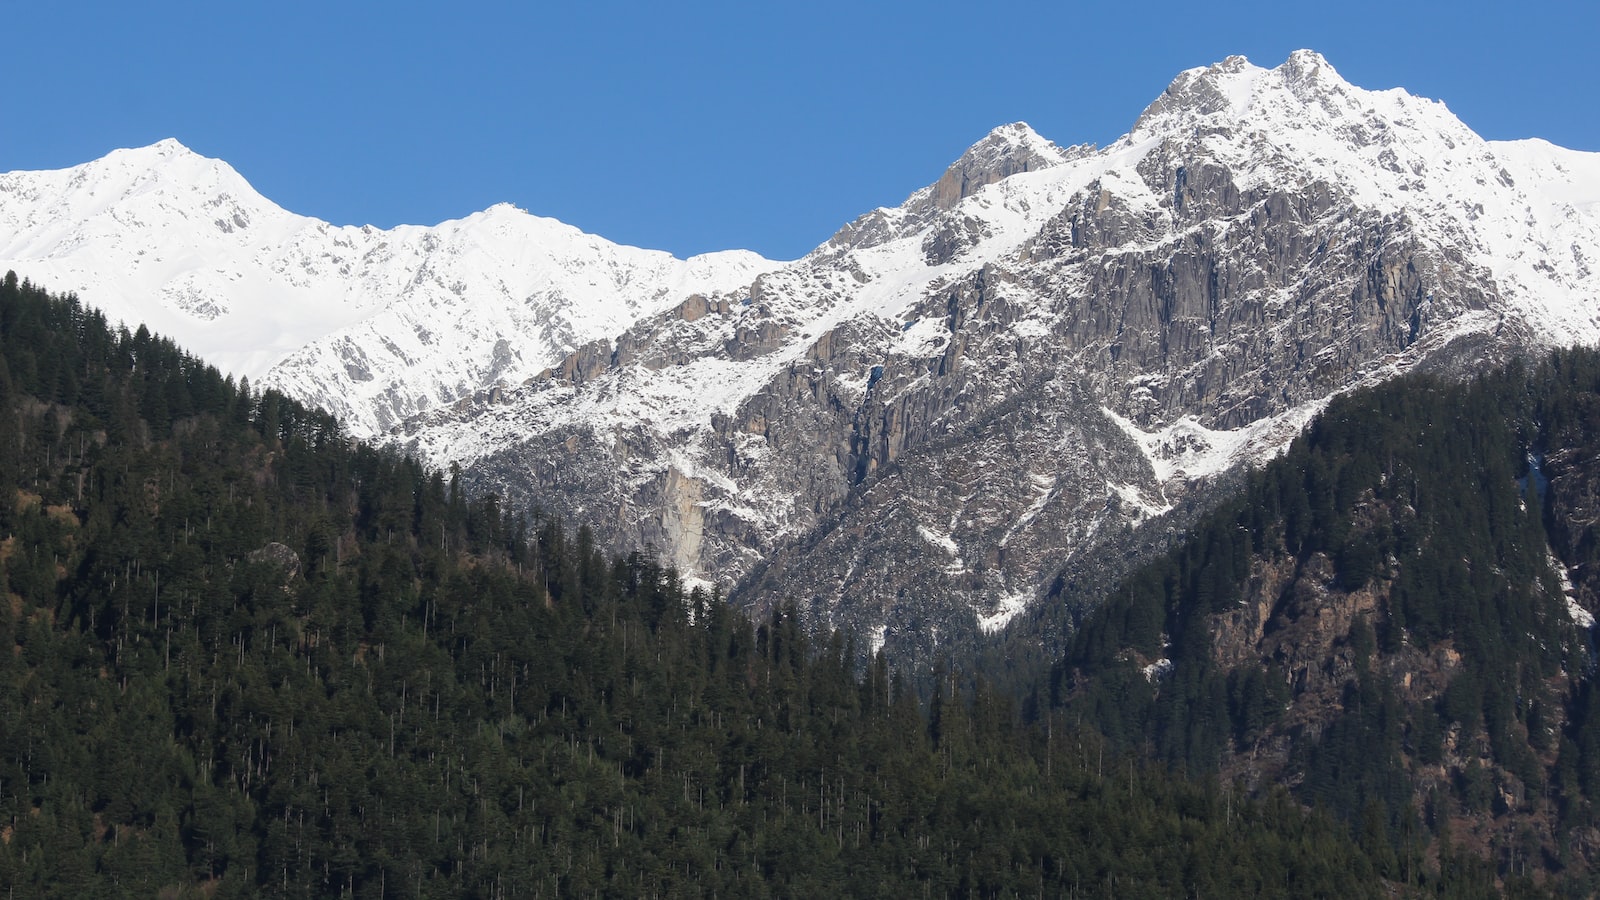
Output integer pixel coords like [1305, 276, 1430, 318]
[0, 139, 777, 436]
[5, 50, 1599, 660]
[392, 51, 1600, 658]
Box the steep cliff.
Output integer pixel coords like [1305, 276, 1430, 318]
[5, 52, 1597, 662]
[398, 52, 1600, 659]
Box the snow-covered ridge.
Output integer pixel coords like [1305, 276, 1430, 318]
[391, 50, 1600, 658]
[0, 140, 778, 437]
[1129, 50, 1600, 345]
[6, 53, 1596, 445]
[418, 49, 1600, 474]
[6, 51, 1600, 660]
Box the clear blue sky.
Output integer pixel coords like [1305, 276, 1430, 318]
[4, 1, 1595, 260]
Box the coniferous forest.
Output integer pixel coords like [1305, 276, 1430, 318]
[1033, 350, 1600, 895]
[7, 270, 1599, 896]
[0, 276, 1400, 896]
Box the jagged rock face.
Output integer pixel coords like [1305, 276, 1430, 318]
[924, 123, 1091, 212]
[9, 52, 1597, 663]
[398, 52, 1600, 661]
[733, 175, 1504, 657]
[1037, 166, 1496, 430]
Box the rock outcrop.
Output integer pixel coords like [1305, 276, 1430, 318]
[397, 53, 1600, 661]
[10, 53, 1596, 664]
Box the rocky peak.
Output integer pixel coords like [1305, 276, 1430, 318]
[1278, 48, 1336, 85]
[11, 52, 1600, 670]
[925, 122, 1076, 210]
[824, 122, 1085, 253]
[1130, 50, 1362, 139]
[1147, 54, 1258, 118]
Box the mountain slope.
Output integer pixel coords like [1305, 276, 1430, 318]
[0, 275, 1398, 898]
[0, 139, 776, 436]
[1050, 351, 1600, 886]
[4, 51, 1598, 662]
[394, 51, 1600, 659]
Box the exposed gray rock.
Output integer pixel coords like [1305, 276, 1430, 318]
[395, 52, 1600, 664]
[246, 541, 301, 587]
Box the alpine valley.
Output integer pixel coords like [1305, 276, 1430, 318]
[4, 50, 1599, 661]
[9, 48, 1600, 893]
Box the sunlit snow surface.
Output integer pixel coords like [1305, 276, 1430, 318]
[5, 54, 1598, 449]
[406, 53, 1600, 478]
[5, 52, 1600, 632]
[0, 139, 778, 437]
[1131, 52, 1600, 346]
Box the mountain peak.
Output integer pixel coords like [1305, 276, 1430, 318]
[1132, 49, 1358, 135]
[88, 138, 253, 193]
[148, 137, 197, 156]
[106, 138, 209, 169]
[926, 121, 1075, 210]
[1281, 48, 1334, 76]
[982, 121, 1053, 149]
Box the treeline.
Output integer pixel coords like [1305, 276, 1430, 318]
[0, 273, 1402, 896]
[1042, 352, 1600, 892]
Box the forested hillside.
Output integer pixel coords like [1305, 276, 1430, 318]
[0, 274, 1418, 896]
[1043, 349, 1600, 892]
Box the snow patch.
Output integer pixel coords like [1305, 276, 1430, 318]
[1142, 658, 1174, 682]
[868, 623, 888, 657]
[917, 525, 959, 556]
[978, 591, 1032, 634]
[1110, 481, 1172, 519]
[1102, 401, 1327, 487]
[1550, 551, 1595, 629]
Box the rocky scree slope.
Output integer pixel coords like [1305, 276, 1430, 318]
[0, 139, 776, 437]
[396, 51, 1600, 661]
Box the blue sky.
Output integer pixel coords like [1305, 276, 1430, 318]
[4, 1, 1595, 260]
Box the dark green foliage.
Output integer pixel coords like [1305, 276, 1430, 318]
[1046, 348, 1600, 890]
[0, 275, 1391, 895]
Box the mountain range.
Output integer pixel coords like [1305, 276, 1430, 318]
[3, 49, 1599, 661]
